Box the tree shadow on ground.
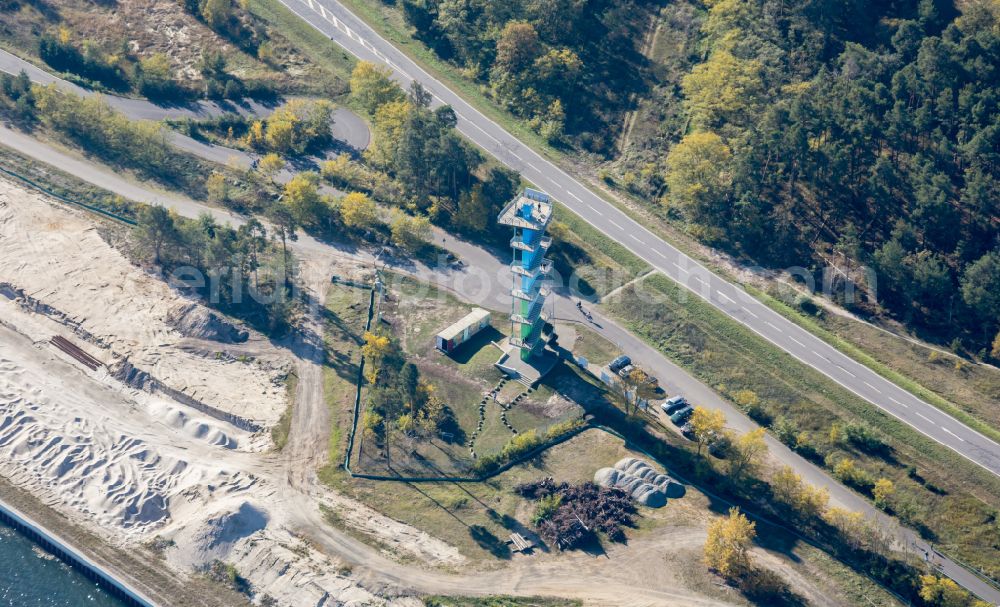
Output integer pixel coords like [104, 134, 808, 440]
[469, 524, 511, 559]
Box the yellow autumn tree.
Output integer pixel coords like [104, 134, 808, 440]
[256, 152, 284, 182]
[872, 478, 895, 509]
[362, 331, 391, 384]
[390, 211, 432, 253]
[689, 406, 726, 456]
[704, 507, 756, 579]
[681, 50, 764, 129]
[728, 427, 767, 482]
[919, 575, 976, 607]
[824, 507, 867, 549]
[339, 192, 378, 230]
[665, 131, 733, 225]
[770, 465, 829, 519]
[350, 61, 404, 114]
[282, 172, 323, 227]
[365, 98, 411, 168]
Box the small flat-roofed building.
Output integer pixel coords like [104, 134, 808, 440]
[435, 308, 492, 354]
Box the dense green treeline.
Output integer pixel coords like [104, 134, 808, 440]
[134, 207, 296, 333]
[0, 77, 213, 197]
[643, 0, 1000, 351]
[350, 62, 520, 240]
[395, 0, 655, 153]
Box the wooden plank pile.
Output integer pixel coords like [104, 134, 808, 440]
[50, 335, 102, 371]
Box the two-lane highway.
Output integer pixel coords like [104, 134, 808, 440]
[276, 0, 1000, 478]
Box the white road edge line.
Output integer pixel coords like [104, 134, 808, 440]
[280, 0, 1000, 480]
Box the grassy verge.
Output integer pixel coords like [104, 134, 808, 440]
[0, 143, 139, 220]
[602, 273, 1000, 578]
[548, 204, 651, 299]
[424, 597, 581, 607]
[271, 370, 298, 450]
[750, 286, 1000, 443]
[563, 324, 622, 369]
[248, 0, 356, 97]
[317, 283, 371, 483]
[334, 0, 565, 161]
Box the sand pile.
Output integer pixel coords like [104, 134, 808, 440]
[0, 180, 289, 426]
[594, 457, 685, 507]
[0, 325, 260, 535]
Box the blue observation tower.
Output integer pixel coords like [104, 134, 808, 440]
[497, 188, 554, 361]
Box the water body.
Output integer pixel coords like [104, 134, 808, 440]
[0, 521, 127, 607]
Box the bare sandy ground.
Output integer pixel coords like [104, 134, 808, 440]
[0, 179, 290, 427]
[0, 180, 466, 605]
[0, 178, 863, 606]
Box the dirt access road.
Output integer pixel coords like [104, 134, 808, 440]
[0, 49, 371, 165]
[0, 125, 977, 602]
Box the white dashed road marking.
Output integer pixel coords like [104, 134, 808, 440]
[863, 381, 882, 394]
[942, 427, 964, 441]
[836, 365, 856, 378]
[888, 396, 908, 408]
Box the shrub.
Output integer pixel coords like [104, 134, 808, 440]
[532, 494, 562, 526]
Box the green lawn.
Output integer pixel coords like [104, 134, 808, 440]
[317, 283, 371, 483]
[752, 284, 1000, 443]
[346, 273, 586, 477]
[602, 273, 1000, 578]
[549, 205, 651, 300]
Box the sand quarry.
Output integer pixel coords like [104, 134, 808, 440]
[0, 178, 461, 605]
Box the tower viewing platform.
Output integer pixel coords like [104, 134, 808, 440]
[498, 188, 554, 361]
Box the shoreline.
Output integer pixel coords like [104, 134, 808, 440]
[0, 476, 248, 607]
[0, 496, 156, 607]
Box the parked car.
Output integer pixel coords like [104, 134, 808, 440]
[670, 405, 694, 425]
[680, 423, 696, 440]
[609, 355, 631, 373]
[661, 395, 688, 415]
[708, 433, 732, 459]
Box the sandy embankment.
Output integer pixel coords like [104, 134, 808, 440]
[0, 179, 460, 605]
[0, 182, 290, 429]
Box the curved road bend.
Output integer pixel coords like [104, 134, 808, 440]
[271, 0, 1000, 480]
[0, 48, 371, 152]
[4, 127, 999, 603]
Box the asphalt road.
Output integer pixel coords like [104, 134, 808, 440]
[0, 48, 371, 150]
[273, 0, 1000, 481]
[4, 127, 999, 603]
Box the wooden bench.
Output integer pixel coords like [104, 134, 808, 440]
[508, 532, 534, 553]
